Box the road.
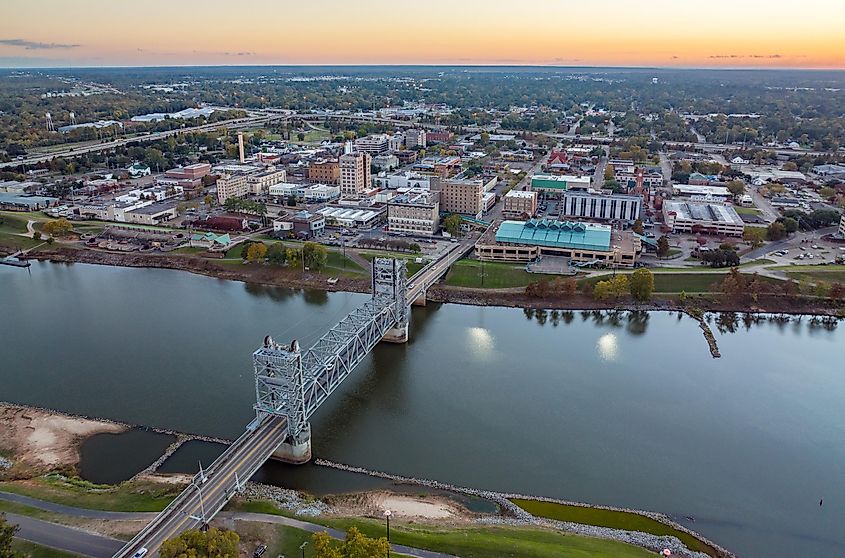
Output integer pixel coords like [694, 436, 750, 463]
[5, 513, 125, 558]
[0, 114, 285, 170]
[115, 415, 290, 558]
[0, 493, 457, 558]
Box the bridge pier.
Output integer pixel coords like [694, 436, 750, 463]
[381, 321, 409, 343]
[272, 423, 312, 464]
[412, 290, 427, 307]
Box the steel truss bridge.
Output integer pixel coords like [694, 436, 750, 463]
[114, 245, 471, 558]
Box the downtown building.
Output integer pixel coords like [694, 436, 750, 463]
[561, 191, 642, 224]
[387, 189, 441, 236]
[339, 151, 372, 197]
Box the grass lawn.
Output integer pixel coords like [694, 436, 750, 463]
[230, 501, 653, 557]
[444, 260, 554, 289]
[768, 263, 845, 271]
[322, 251, 366, 277]
[582, 272, 781, 294]
[0, 477, 177, 512]
[734, 207, 762, 216]
[358, 251, 426, 276]
[785, 270, 845, 284]
[12, 539, 83, 558]
[512, 499, 717, 557]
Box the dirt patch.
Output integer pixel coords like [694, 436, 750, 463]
[0, 403, 125, 472]
[327, 490, 467, 521]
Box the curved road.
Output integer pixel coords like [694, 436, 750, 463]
[0, 491, 456, 558]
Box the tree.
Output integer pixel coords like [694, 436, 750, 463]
[286, 247, 301, 267]
[656, 236, 670, 258]
[267, 243, 286, 265]
[159, 528, 238, 558]
[303, 242, 328, 269]
[312, 527, 388, 558]
[442, 214, 462, 237]
[42, 218, 73, 237]
[245, 242, 268, 262]
[766, 221, 787, 241]
[286, 195, 297, 207]
[1, 514, 20, 558]
[593, 274, 629, 301]
[203, 194, 214, 206]
[631, 219, 644, 235]
[726, 180, 746, 196]
[780, 217, 799, 233]
[408, 243, 421, 253]
[743, 227, 767, 248]
[604, 163, 615, 182]
[629, 268, 654, 301]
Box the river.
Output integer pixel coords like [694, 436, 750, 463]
[1, 261, 843, 558]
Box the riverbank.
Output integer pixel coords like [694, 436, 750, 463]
[15, 244, 372, 295]
[10, 243, 845, 317]
[0, 404, 125, 475]
[0, 402, 730, 558]
[427, 284, 845, 316]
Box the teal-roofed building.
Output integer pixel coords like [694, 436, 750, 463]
[189, 231, 232, 249]
[476, 219, 641, 267]
[530, 174, 590, 193]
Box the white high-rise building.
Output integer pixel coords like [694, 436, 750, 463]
[339, 151, 372, 197]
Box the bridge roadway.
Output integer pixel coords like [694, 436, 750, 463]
[114, 245, 474, 558]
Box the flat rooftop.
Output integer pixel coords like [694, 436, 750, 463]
[495, 219, 612, 252]
[664, 201, 743, 225]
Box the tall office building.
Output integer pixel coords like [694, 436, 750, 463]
[339, 151, 372, 197]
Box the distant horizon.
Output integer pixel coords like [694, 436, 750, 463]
[2, 0, 843, 70]
[2, 63, 844, 72]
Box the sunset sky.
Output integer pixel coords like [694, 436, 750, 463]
[1, 0, 843, 68]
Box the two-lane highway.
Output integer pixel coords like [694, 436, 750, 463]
[114, 416, 289, 558]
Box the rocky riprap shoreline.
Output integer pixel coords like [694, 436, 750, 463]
[242, 482, 332, 516]
[0, 457, 12, 470]
[314, 459, 734, 558]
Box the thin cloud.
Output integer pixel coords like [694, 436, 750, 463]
[0, 38, 80, 50]
[708, 54, 784, 59]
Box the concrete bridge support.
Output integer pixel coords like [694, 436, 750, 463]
[412, 290, 427, 307]
[381, 321, 409, 343]
[272, 423, 312, 464]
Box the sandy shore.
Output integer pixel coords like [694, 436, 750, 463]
[325, 490, 466, 521]
[0, 403, 125, 471]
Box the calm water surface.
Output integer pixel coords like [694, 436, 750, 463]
[1, 261, 843, 558]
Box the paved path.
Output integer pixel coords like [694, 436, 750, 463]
[5, 512, 125, 558]
[0, 492, 457, 558]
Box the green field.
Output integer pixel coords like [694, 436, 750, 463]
[582, 271, 781, 294]
[444, 260, 554, 289]
[785, 270, 845, 284]
[0, 477, 176, 512]
[511, 499, 717, 557]
[232, 501, 654, 558]
[734, 207, 762, 216]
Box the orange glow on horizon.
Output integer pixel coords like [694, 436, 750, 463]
[1, 0, 843, 68]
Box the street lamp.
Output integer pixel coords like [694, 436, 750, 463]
[383, 509, 392, 542]
[299, 541, 308, 558]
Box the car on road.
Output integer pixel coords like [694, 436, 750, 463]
[132, 548, 148, 558]
[253, 545, 267, 558]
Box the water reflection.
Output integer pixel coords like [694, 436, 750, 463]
[467, 326, 495, 360]
[596, 333, 619, 362]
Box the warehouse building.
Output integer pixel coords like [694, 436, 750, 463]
[530, 174, 590, 193]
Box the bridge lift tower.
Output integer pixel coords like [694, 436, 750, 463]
[252, 258, 409, 464]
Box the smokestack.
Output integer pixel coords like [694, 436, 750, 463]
[237, 132, 245, 163]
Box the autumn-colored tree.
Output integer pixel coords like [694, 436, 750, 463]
[312, 528, 389, 558]
[629, 268, 654, 301]
[303, 242, 328, 269]
[42, 218, 73, 237]
[631, 219, 644, 235]
[245, 242, 268, 262]
[159, 528, 238, 558]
